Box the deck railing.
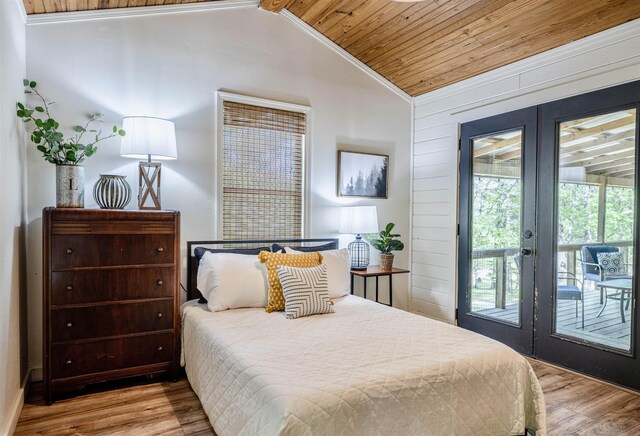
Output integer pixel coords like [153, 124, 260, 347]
[472, 240, 633, 309]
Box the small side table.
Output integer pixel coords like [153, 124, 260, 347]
[350, 267, 410, 307]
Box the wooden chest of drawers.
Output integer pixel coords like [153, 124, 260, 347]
[43, 208, 180, 403]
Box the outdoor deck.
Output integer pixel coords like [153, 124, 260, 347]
[476, 288, 631, 350]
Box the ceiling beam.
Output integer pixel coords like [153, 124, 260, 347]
[586, 159, 635, 173]
[474, 135, 522, 158]
[562, 149, 636, 168]
[560, 143, 635, 166]
[498, 119, 636, 162]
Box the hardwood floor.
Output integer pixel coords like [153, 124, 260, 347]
[14, 377, 214, 435]
[15, 362, 640, 435]
[529, 359, 640, 435]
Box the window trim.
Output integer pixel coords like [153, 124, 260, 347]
[214, 91, 312, 239]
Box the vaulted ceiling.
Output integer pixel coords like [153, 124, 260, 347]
[23, 0, 640, 97]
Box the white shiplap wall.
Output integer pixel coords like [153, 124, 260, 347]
[411, 18, 640, 323]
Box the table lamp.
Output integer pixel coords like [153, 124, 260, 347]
[339, 206, 379, 270]
[120, 116, 177, 210]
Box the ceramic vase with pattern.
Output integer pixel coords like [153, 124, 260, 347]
[56, 164, 85, 208]
[93, 174, 132, 209]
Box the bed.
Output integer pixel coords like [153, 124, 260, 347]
[182, 240, 546, 436]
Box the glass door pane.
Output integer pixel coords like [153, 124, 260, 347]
[470, 129, 523, 325]
[555, 109, 636, 351]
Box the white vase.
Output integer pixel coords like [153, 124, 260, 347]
[56, 164, 85, 208]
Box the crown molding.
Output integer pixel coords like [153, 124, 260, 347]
[279, 9, 412, 104]
[414, 17, 640, 105]
[26, 0, 259, 25]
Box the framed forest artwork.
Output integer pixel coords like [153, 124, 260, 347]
[337, 150, 388, 198]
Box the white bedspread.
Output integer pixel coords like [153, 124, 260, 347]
[182, 295, 546, 436]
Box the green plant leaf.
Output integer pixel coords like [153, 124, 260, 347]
[118, 130, 126, 136]
[72, 125, 86, 132]
[384, 222, 395, 234]
[17, 102, 25, 110]
[112, 125, 117, 133]
[35, 106, 45, 113]
[23, 79, 29, 86]
[36, 145, 47, 153]
[16, 109, 25, 117]
[29, 81, 37, 88]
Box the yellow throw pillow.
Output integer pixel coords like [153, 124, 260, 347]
[258, 251, 323, 312]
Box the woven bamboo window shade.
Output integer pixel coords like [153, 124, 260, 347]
[222, 101, 306, 240]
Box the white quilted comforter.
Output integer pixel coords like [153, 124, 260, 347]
[181, 296, 546, 436]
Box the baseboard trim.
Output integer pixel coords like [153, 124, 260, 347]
[2, 369, 30, 436]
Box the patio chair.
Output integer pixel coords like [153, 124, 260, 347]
[557, 272, 584, 329]
[580, 246, 632, 304]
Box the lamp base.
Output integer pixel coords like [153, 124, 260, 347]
[347, 234, 370, 270]
[138, 161, 162, 210]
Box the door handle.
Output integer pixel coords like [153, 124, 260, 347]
[520, 247, 532, 256]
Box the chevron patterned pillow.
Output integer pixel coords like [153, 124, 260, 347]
[277, 264, 335, 319]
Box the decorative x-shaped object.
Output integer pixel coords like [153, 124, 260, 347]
[120, 117, 177, 211]
[139, 161, 162, 210]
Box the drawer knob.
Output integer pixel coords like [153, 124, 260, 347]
[65, 248, 73, 254]
[157, 280, 163, 286]
[66, 322, 73, 328]
[157, 312, 163, 319]
[157, 346, 163, 351]
[66, 285, 73, 291]
[66, 359, 72, 365]
[156, 247, 164, 252]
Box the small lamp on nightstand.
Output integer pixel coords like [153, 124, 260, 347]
[120, 116, 177, 210]
[340, 206, 379, 270]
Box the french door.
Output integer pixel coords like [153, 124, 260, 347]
[458, 80, 640, 389]
[458, 107, 537, 355]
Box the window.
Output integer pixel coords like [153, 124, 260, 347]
[220, 98, 307, 240]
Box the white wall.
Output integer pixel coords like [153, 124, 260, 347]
[411, 19, 640, 323]
[25, 6, 412, 374]
[0, 0, 27, 433]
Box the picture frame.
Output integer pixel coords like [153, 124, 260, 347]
[337, 150, 388, 198]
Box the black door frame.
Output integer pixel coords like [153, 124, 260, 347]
[535, 80, 640, 389]
[458, 107, 537, 355]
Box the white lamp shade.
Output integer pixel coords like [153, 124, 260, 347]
[120, 116, 177, 160]
[339, 206, 379, 234]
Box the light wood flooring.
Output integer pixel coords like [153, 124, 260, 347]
[15, 362, 640, 435]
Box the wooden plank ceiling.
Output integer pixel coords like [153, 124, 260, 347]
[24, 0, 640, 97]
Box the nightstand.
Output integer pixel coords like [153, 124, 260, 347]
[350, 267, 410, 307]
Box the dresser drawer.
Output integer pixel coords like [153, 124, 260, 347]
[51, 300, 174, 342]
[51, 234, 174, 270]
[51, 267, 175, 305]
[51, 332, 174, 379]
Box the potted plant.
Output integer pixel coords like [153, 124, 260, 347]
[16, 79, 125, 208]
[366, 223, 405, 270]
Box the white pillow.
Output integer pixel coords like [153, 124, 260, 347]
[285, 247, 351, 298]
[197, 252, 269, 312]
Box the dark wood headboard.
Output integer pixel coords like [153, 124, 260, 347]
[187, 238, 340, 302]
